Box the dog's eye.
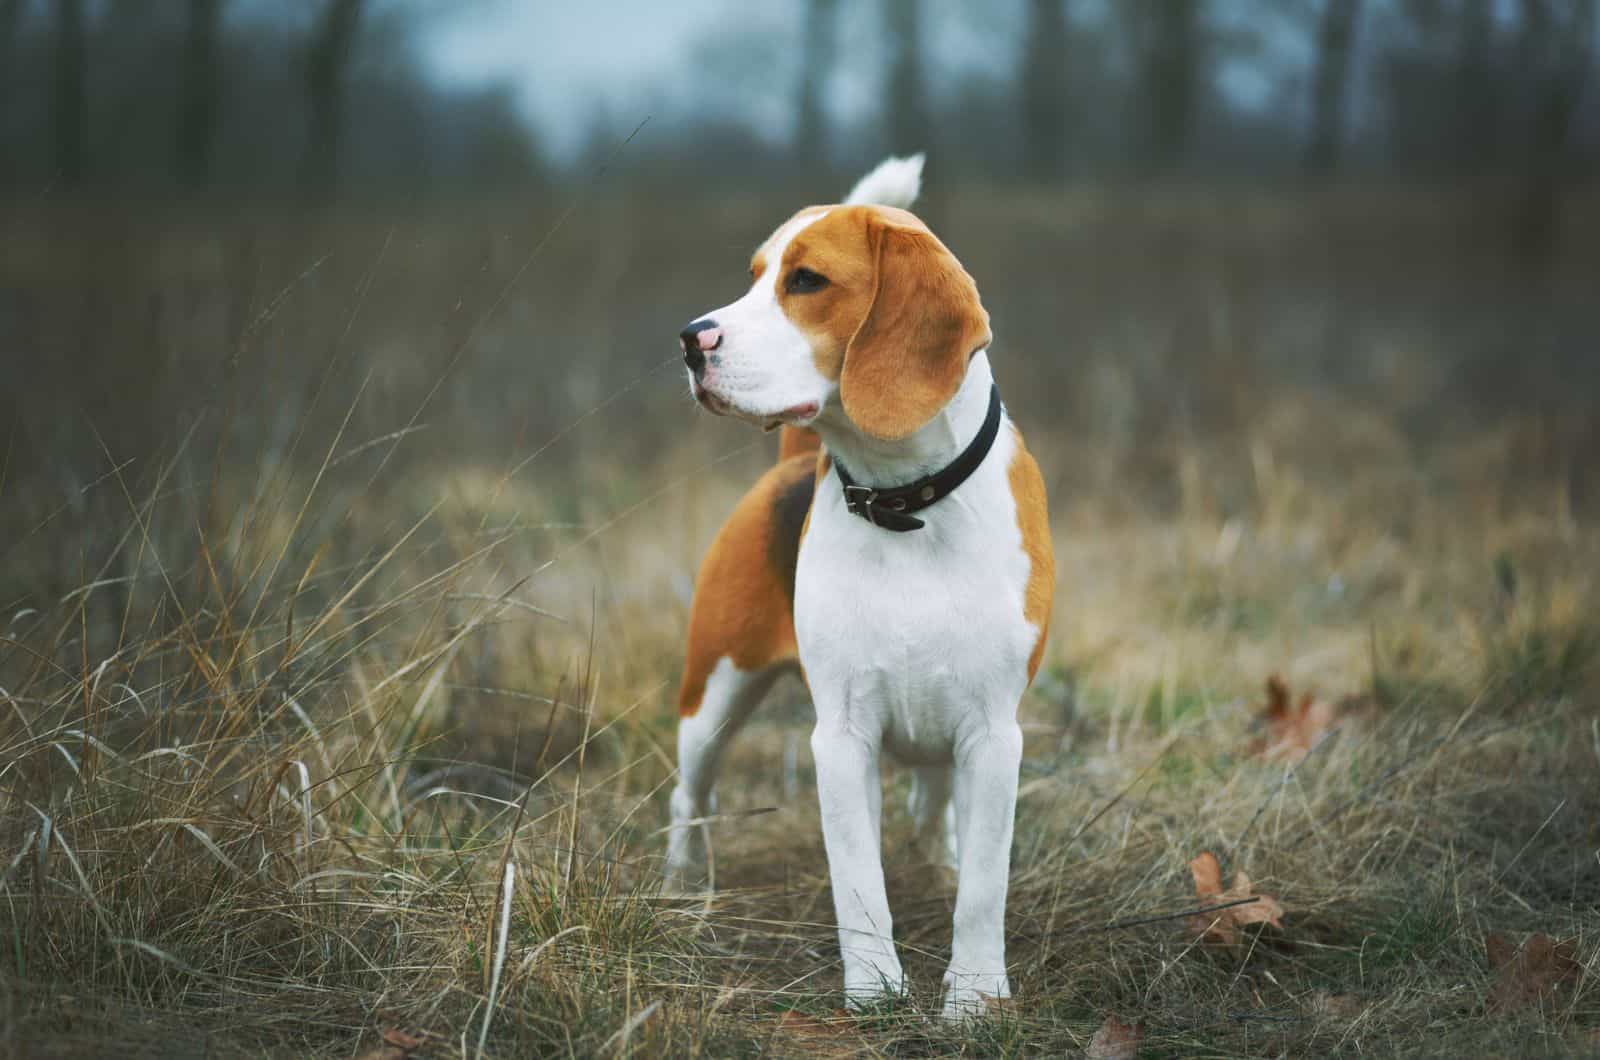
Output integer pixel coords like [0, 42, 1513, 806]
[785, 267, 829, 294]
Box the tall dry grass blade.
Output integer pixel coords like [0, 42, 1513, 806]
[1069, 736, 1176, 844]
[50, 742, 81, 775]
[1235, 727, 1342, 852]
[2, 457, 136, 563]
[601, 999, 661, 1057]
[327, 425, 432, 469]
[42, 817, 114, 935]
[290, 497, 447, 657]
[227, 371, 373, 679]
[284, 539, 332, 663]
[0, 684, 35, 738]
[112, 681, 148, 716]
[284, 697, 336, 790]
[87, 423, 192, 632]
[181, 823, 244, 876]
[526, 440, 764, 586]
[565, 615, 598, 894]
[291, 759, 315, 854]
[444, 593, 565, 622]
[1492, 797, 1567, 886]
[475, 859, 516, 1060]
[109, 938, 202, 976]
[1, 828, 38, 887]
[515, 924, 589, 979]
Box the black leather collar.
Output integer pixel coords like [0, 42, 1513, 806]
[833, 384, 1003, 532]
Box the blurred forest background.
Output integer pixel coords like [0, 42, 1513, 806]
[0, 0, 1593, 586]
[2, 0, 1597, 511]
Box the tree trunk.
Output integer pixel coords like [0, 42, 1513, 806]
[1304, 0, 1362, 175]
[1514, 0, 1596, 271]
[883, 0, 929, 156]
[302, 0, 364, 200]
[794, 0, 837, 166]
[1, 0, 22, 176]
[1131, 0, 1200, 175]
[177, 0, 222, 189]
[52, 0, 86, 186]
[1454, 0, 1495, 169]
[1, 0, 21, 71]
[1021, 0, 1070, 183]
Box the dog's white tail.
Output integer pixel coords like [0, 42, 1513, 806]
[844, 153, 925, 210]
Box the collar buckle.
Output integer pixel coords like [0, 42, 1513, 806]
[843, 484, 880, 524]
[832, 383, 1003, 534]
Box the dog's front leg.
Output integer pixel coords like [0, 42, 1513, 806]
[941, 721, 1024, 1021]
[811, 720, 904, 1006]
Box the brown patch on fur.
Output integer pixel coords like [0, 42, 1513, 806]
[1007, 427, 1054, 683]
[778, 427, 821, 462]
[770, 207, 878, 383]
[750, 205, 834, 283]
[677, 454, 816, 716]
[770, 205, 990, 441]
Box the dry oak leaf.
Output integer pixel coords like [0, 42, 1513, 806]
[1250, 675, 1373, 762]
[775, 1008, 859, 1058]
[1485, 932, 1581, 1015]
[1307, 989, 1366, 1020]
[1085, 1014, 1144, 1060]
[1187, 850, 1285, 945]
[356, 1028, 427, 1060]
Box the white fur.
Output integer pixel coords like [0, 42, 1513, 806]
[676, 157, 1043, 1022]
[844, 152, 925, 209]
[667, 657, 793, 889]
[798, 353, 1036, 1018]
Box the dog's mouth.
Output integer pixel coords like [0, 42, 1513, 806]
[694, 386, 818, 431]
[692, 383, 732, 416]
[764, 402, 820, 430]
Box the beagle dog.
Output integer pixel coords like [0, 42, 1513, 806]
[667, 155, 1054, 1021]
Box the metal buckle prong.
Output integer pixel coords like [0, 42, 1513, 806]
[843, 484, 879, 525]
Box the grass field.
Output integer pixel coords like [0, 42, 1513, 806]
[1, 189, 1596, 1056]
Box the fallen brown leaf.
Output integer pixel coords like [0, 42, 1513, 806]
[1086, 1014, 1143, 1060]
[984, 993, 1020, 1017]
[1187, 850, 1285, 945]
[776, 1008, 859, 1057]
[1308, 989, 1366, 1020]
[356, 1028, 426, 1060]
[1486, 932, 1580, 1015]
[1250, 675, 1373, 761]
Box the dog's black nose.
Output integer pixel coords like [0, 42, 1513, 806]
[679, 319, 721, 376]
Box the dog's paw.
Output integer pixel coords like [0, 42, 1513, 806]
[842, 952, 907, 1009]
[939, 967, 1010, 1023]
[660, 871, 710, 897]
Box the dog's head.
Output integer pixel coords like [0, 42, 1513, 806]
[678, 159, 991, 443]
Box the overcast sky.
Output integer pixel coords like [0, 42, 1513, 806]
[419, 0, 1292, 161]
[421, 0, 1008, 160]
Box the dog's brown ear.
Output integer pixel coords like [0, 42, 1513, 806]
[840, 213, 991, 442]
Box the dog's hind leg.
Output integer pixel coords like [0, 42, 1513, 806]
[667, 658, 788, 890]
[908, 764, 958, 871]
[667, 454, 815, 890]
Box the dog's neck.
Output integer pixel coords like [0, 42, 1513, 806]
[813, 351, 998, 486]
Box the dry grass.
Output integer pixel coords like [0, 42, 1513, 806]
[1, 188, 1597, 1056]
[2, 391, 1594, 1058]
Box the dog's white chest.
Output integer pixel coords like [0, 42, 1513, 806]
[794, 429, 1037, 761]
